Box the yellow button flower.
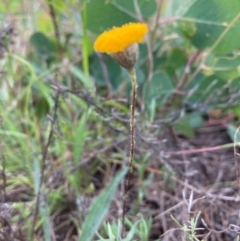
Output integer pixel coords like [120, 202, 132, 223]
[94, 22, 148, 70]
[94, 22, 148, 54]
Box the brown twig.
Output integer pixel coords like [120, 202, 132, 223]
[47, 0, 61, 52]
[165, 143, 234, 156]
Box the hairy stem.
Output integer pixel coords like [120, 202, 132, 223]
[122, 68, 137, 237]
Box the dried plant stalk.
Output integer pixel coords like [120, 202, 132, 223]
[122, 68, 137, 237]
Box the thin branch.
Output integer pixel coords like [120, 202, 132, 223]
[47, 0, 61, 51]
[165, 143, 234, 156]
[146, 0, 164, 83]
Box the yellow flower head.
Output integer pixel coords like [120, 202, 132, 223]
[94, 22, 148, 54]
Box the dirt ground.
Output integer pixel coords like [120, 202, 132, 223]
[137, 124, 240, 240]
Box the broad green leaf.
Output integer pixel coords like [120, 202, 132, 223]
[29, 32, 55, 58]
[165, 0, 197, 17]
[173, 113, 203, 138]
[85, 0, 156, 33]
[36, 12, 54, 33]
[178, 0, 240, 54]
[90, 53, 122, 90]
[79, 167, 128, 241]
[85, 0, 133, 33]
[188, 113, 204, 129]
[110, 0, 156, 19]
[162, 48, 187, 76]
[173, 116, 195, 138]
[34, 96, 50, 120]
[166, 48, 187, 70]
[143, 71, 174, 106]
[143, 72, 174, 120]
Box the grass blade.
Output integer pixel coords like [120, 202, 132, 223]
[79, 167, 128, 241]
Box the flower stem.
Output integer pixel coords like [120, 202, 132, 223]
[122, 67, 137, 237]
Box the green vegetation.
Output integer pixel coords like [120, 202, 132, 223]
[0, 0, 240, 240]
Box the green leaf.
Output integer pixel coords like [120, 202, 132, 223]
[227, 124, 240, 143]
[32, 156, 51, 241]
[36, 12, 54, 33]
[166, 48, 187, 70]
[44, 0, 67, 13]
[143, 71, 174, 120]
[40, 198, 51, 241]
[173, 116, 195, 138]
[178, 0, 240, 54]
[85, 0, 156, 33]
[188, 113, 204, 129]
[165, 0, 197, 17]
[143, 71, 174, 106]
[103, 100, 129, 113]
[70, 65, 95, 92]
[233, 106, 240, 119]
[110, 0, 156, 19]
[173, 113, 203, 138]
[90, 53, 122, 90]
[162, 48, 187, 75]
[79, 167, 128, 241]
[211, 55, 240, 80]
[34, 96, 50, 120]
[29, 32, 55, 58]
[73, 111, 89, 164]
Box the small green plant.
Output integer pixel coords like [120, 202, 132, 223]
[96, 215, 152, 241]
[171, 211, 204, 241]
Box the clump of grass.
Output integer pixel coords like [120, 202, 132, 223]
[96, 215, 152, 241]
